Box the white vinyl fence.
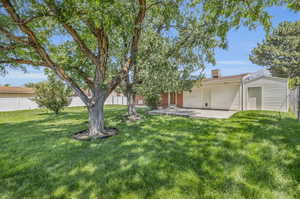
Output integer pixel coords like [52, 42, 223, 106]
[0, 97, 39, 112]
[0, 95, 128, 112]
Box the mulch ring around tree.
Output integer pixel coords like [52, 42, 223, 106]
[72, 128, 118, 141]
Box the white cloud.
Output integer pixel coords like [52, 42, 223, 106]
[217, 60, 251, 65]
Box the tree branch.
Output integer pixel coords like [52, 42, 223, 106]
[45, 2, 100, 68]
[22, 13, 54, 25]
[0, 27, 29, 44]
[0, 43, 22, 50]
[72, 67, 94, 88]
[2, 0, 56, 68]
[84, 19, 102, 56]
[55, 67, 90, 105]
[2, 0, 90, 105]
[107, 61, 130, 97]
[84, 19, 109, 84]
[146, 1, 164, 10]
[96, 28, 109, 84]
[108, 0, 147, 94]
[0, 58, 49, 66]
[129, 0, 146, 67]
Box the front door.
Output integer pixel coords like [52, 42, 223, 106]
[247, 87, 262, 110]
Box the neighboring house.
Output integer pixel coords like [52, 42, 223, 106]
[0, 86, 35, 98]
[161, 69, 289, 112]
[0, 86, 38, 111]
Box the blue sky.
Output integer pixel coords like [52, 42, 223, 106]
[0, 6, 299, 86]
[205, 6, 299, 77]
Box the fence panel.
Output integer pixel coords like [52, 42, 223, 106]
[0, 97, 38, 112]
[0, 95, 128, 112]
[69, 97, 85, 107]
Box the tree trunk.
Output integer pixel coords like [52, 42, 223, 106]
[88, 96, 106, 136]
[127, 91, 137, 116]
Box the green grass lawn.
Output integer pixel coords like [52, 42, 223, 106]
[0, 106, 299, 199]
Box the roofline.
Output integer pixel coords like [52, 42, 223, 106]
[243, 75, 288, 84]
[201, 73, 250, 82]
[0, 86, 35, 94]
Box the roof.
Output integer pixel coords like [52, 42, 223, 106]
[0, 86, 34, 94]
[203, 73, 250, 82]
[244, 75, 288, 83]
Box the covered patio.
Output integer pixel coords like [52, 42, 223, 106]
[149, 107, 237, 119]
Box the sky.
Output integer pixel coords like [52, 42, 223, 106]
[0, 6, 299, 86]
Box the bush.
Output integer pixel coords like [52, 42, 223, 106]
[144, 94, 160, 110]
[31, 75, 72, 114]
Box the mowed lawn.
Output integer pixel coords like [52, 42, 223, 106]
[0, 106, 299, 199]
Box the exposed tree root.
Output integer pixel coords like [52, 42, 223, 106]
[73, 128, 118, 141]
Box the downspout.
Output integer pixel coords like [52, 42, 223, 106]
[241, 74, 250, 111]
[241, 78, 244, 111]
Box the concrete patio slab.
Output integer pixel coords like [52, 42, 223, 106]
[148, 108, 237, 119]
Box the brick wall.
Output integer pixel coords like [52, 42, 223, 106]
[160, 93, 169, 107]
[135, 95, 145, 105]
[176, 92, 183, 107]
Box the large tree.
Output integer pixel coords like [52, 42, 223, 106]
[1, 0, 296, 137]
[250, 20, 300, 79]
[0, 0, 148, 137]
[1, 0, 211, 136]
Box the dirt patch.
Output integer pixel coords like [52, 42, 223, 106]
[123, 114, 143, 123]
[73, 128, 118, 141]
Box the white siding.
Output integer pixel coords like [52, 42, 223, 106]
[183, 84, 241, 110]
[244, 77, 288, 112]
[181, 76, 288, 112]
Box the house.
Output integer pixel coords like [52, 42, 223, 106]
[161, 69, 289, 112]
[0, 86, 35, 98]
[0, 86, 38, 111]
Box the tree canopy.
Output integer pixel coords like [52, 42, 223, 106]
[250, 20, 300, 78]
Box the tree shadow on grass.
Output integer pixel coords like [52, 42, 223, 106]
[0, 109, 299, 199]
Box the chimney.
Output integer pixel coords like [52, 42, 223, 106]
[211, 69, 221, 78]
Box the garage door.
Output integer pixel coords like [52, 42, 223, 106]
[183, 85, 241, 110]
[210, 86, 241, 110]
[183, 87, 202, 108]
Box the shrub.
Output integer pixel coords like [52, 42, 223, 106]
[144, 94, 160, 110]
[31, 75, 72, 114]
